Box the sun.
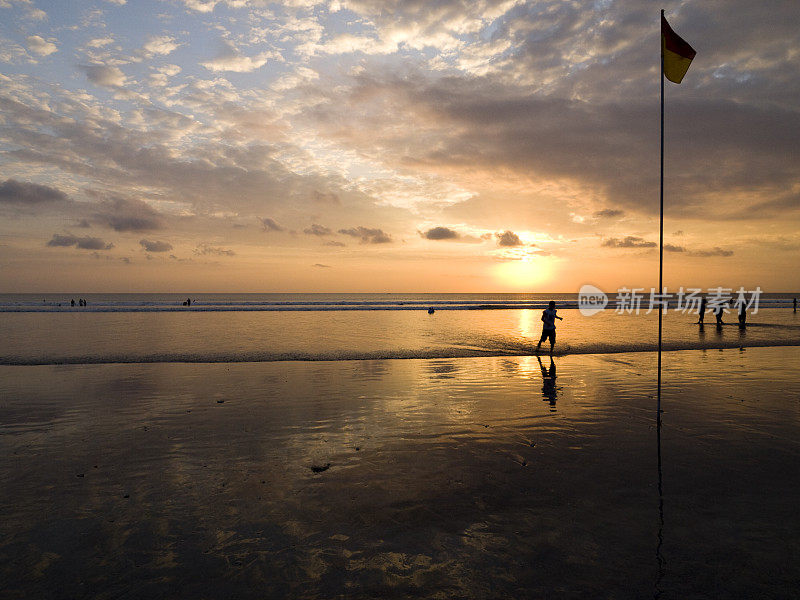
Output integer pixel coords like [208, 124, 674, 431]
[493, 254, 553, 291]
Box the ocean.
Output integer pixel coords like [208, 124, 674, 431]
[1, 292, 798, 364]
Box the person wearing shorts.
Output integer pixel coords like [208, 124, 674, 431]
[536, 300, 563, 355]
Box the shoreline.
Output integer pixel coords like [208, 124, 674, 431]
[2, 339, 799, 366]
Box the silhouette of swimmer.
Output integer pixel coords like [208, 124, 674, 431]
[536, 300, 563, 355]
[187, 297, 191, 306]
[696, 296, 707, 324]
[70, 299, 75, 307]
[428, 307, 435, 314]
[794, 298, 797, 313]
[537, 355, 558, 409]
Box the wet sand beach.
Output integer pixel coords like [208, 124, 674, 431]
[1, 347, 799, 598]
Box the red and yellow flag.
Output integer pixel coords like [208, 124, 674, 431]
[661, 14, 696, 84]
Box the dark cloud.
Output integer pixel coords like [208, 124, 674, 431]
[421, 226, 460, 240]
[304, 223, 332, 236]
[664, 244, 686, 253]
[690, 247, 734, 257]
[93, 197, 163, 232]
[496, 230, 522, 247]
[47, 233, 113, 250]
[194, 243, 235, 256]
[0, 179, 67, 204]
[311, 190, 340, 205]
[261, 217, 285, 232]
[139, 239, 173, 252]
[312, 263, 332, 268]
[338, 226, 392, 244]
[602, 236, 657, 248]
[323, 240, 346, 247]
[594, 209, 624, 218]
[78, 64, 125, 88]
[337, 65, 800, 220]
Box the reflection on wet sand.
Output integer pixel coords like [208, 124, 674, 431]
[537, 356, 558, 410]
[1, 348, 800, 598]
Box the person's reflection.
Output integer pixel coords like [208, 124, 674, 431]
[698, 322, 706, 341]
[537, 355, 558, 410]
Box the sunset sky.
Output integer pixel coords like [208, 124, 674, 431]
[1, 0, 798, 293]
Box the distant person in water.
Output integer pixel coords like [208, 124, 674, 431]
[71, 299, 75, 307]
[536, 300, 563, 355]
[186, 297, 191, 306]
[738, 304, 747, 328]
[715, 305, 724, 326]
[696, 296, 707, 324]
[794, 298, 797, 313]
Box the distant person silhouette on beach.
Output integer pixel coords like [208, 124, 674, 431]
[696, 296, 707, 324]
[794, 298, 797, 313]
[715, 305, 725, 327]
[537, 355, 558, 409]
[738, 304, 747, 329]
[536, 300, 563, 355]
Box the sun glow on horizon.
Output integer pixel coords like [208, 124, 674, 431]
[493, 254, 554, 291]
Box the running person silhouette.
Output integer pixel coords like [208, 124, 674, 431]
[536, 300, 563, 355]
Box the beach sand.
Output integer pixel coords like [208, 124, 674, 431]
[1, 347, 799, 598]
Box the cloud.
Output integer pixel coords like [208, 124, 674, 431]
[312, 263, 332, 268]
[142, 35, 180, 57]
[87, 37, 114, 48]
[26, 7, 46, 20]
[26, 35, 57, 56]
[0, 179, 67, 204]
[690, 247, 734, 258]
[338, 226, 392, 244]
[178, 0, 219, 11]
[602, 236, 657, 249]
[79, 64, 126, 88]
[194, 242, 235, 256]
[323, 240, 346, 247]
[47, 233, 113, 250]
[664, 244, 686, 253]
[496, 230, 522, 247]
[311, 190, 340, 204]
[594, 209, 625, 218]
[260, 217, 284, 232]
[201, 41, 275, 73]
[421, 226, 460, 240]
[139, 239, 173, 252]
[304, 223, 332, 236]
[93, 197, 163, 232]
[148, 63, 181, 86]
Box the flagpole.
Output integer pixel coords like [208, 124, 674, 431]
[656, 12, 666, 593]
[658, 9, 665, 428]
